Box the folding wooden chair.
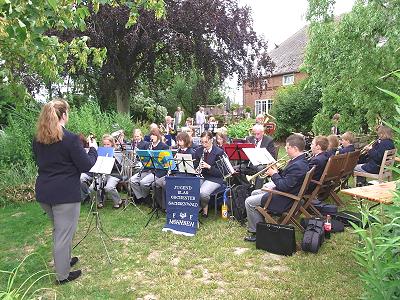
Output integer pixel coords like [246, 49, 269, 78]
[299, 153, 348, 218]
[353, 148, 397, 185]
[255, 166, 315, 232]
[340, 150, 361, 189]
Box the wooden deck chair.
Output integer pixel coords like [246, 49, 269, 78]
[353, 148, 397, 185]
[299, 153, 348, 218]
[255, 166, 315, 232]
[340, 150, 361, 189]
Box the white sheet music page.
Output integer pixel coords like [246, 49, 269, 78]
[89, 156, 115, 174]
[175, 153, 196, 174]
[242, 148, 276, 166]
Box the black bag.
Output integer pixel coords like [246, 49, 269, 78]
[314, 203, 338, 215]
[301, 219, 325, 253]
[301, 218, 344, 233]
[256, 222, 296, 256]
[331, 211, 377, 229]
[229, 184, 251, 223]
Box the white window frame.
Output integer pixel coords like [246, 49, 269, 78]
[254, 99, 273, 116]
[282, 73, 295, 86]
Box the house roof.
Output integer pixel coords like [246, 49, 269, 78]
[269, 25, 308, 76]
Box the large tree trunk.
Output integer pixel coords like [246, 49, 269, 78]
[115, 87, 130, 114]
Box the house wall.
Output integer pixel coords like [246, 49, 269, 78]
[243, 72, 308, 112]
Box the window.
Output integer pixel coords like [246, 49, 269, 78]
[282, 74, 294, 85]
[255, 99, 273, 115]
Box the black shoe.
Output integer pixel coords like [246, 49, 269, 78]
[244, 235, 256, 242]
[57, 270, 82, 285]
[70, 257, 79, 267]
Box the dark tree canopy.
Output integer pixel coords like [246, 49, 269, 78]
[59, 0, 273, 113]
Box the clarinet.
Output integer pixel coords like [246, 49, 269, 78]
[149, 141, 154, 150]
[196, 151, 205, 178]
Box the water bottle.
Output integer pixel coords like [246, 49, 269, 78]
[221, 202, 228, 220]
[324, 214, 332, 239]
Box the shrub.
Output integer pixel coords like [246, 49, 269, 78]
[130, 93, 167, 125]
[227, 118, 254, 138]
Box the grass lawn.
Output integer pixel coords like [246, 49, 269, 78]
[0, 196, 363, 300]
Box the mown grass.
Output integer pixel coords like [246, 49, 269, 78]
[0, 195, 363, 300]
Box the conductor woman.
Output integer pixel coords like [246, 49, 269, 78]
[32, 99, 97, 284]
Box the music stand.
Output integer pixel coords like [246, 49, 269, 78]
[136, 150, 174, 227]
[74, 149, 115, 264]
[216, 154, 236, 220]
[174, 153, 197, 176]
[223, 143, 255, 172]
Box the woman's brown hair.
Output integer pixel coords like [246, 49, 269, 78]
[35, 98, 69, 144]
[176, 132, 191, 148]
[150, 128, 163, 142]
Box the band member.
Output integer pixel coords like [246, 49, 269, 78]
[214, 131, 228, 149]
[331, 113, 340, 135]
[326, 134, 340, 157]
[255, 114, 264, 125]
[144, 123, 159, 142]
[338, 131, 355, 154]
[174, 106, 184, 130]
[185, 117, 194, 127]
[244, 134, 309, 242]
[33, 99, 97, 284]
[154, 132, 195, 210]
[95, 135, 123, 209]
[244, 124, 276, 189]
[129, 128, 169, 202]
[162, 116, 175, 135]
[307, 136, 329, 193]
[182, 126, 200, 148]
[193, 131, 224, 217]
[78, 133, 94, 202]
[354, 125, 395, 186]
[131, 129, 149, 150]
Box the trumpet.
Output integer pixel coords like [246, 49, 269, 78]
[360, 140, 377, 155]
[246, 155, 289, 185]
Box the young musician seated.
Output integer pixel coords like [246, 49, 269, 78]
[144, 123, 159, 142]
[95, 135, 123, 209]
[244, 134, 309, 242]
[338, 131, 355, 154]
[214, 131, 228, 149]
[154, 132, 195, 210]
[307, 136, 329, 193]
[325, 134, 340, 158]
[193, 131, 224, 218]
[78, 133, 95, 202]
[354, 125, 395, 186]
[244, 124, 276, 189]
[129, 128, 169, 203]
[182, 126, 200, 149]
[131, 129, 149, 150]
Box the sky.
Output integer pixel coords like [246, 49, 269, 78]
[226, 0, 356, 104]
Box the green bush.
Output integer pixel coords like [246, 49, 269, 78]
[130, 93, 167, 125]
[352, 72, 400, 299]
[271, 78, 322, 139]
[227, 118, 254, 138]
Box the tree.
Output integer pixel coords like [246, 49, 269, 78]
[59, 0, 272, 113]
[305, 0, 400, 134]
[0, 0, 164, 119]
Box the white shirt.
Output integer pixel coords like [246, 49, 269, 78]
[196, 111, 205, 125]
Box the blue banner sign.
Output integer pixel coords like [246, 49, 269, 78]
[163, 176, 200, 236]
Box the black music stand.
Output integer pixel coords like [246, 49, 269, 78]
[137, 151, 171, 228]
[216, 154, 237, 220]
[74, 154, 115, 264]
[173, 154, 197, 176]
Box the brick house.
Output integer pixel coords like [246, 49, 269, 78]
[243, 26, 308, 115]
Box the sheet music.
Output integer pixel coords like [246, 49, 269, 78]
[175, 153, 196, 174]
[242, 148, 276, 166]
[89, 156, 115, 174]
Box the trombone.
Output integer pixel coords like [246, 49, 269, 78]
[360, 140, 377, 155]
[246, 155, 289, 185]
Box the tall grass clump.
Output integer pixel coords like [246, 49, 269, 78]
[352, 72, 400, 299]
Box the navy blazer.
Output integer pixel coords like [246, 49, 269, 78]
[362, 139, 395, 173]
[338, 144, 355, 154]
[307, 152, 329, 193]
[246, 135, 276, 159]
[148, 141, 170, 178]
[325, 148, 338, 158]
[131, 139, 149, 150]
[33, 128, 98, 204]
[194, 145, 224, 184]
[261, 153, 309, 213]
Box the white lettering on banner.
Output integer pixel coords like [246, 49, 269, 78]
[169, 219, 195, 227]
[173, 185, 193, 190]
[170, 195, 196, 201]
[177, 190, 189, 195]
[168, 201, 199, 207]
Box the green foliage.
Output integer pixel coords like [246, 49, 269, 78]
[305, 0, 400, 133]
[227, 118, 254, 139]
[130, 94, 168, 125]
[352, 72, 400, 299]
[0, 253, 55, 300]
[271, 78, 322, 139]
